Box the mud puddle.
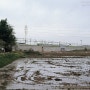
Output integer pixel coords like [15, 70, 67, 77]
[0, 57, 90, 90]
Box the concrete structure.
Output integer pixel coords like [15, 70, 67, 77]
[17, 44, 61, 52]
[16, 43, 90, 52]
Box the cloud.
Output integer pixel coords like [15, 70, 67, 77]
[0, 0, 90, 44]
[0, 0, 24, 10]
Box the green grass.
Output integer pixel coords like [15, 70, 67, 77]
[0, 50, 42, 68]
[0, 52, 23, 68]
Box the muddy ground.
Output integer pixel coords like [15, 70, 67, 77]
[0, 57, 90, 90]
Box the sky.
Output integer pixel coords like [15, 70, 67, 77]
[0, 0, 90, 45]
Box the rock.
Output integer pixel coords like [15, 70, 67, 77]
[21, 77, 26, 81]
[55, 78, 62, 81]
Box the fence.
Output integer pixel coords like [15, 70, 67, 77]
[16, 38, 81, 46]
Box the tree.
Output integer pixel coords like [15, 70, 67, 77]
[0, 19, 16, 52]
[0, 39, 4, 46]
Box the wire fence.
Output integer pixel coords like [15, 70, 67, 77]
[16, 38, 82, 46]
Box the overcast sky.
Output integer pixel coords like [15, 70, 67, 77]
[0, 0, 90, 45]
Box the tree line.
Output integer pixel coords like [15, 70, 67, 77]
[0, 19, 16, 52]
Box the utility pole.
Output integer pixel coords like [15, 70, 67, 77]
[25, 25, 28, 44]
[80, 40, 82, 46]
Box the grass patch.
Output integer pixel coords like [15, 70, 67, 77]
[0, 52, 24, 68]
[0, 50, 42, 68]
[24, 49, 42, 56]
